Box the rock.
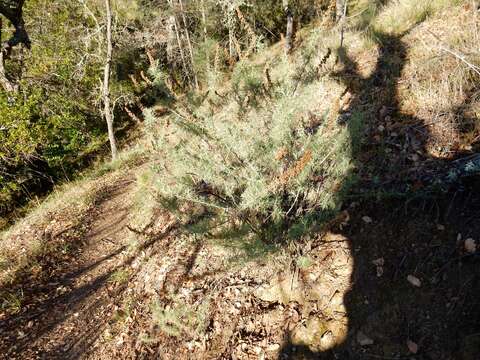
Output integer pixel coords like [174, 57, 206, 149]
[266, 343, 280, 352]
[356, 331, 374, 346]
[464, 238, 477, 253]
[320, 331, 336, 349]
[379, 106, 389, 118]
[407, 275, 421, 287]
[362, 216, 373, 224]
[407, 339, 418, 354]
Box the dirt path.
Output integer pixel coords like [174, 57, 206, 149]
[1, 179, 134, 359]
[1, 177, 479, 360]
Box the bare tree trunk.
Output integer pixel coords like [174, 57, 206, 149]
[0, 18, 17, 93]
[336, 0, 345, 23]
[103, 0, 117, 161]
[228, 28, 234, 58]
[178, 0, 199, 90]
[199, 0, 211, 74]
[200, 0, 208, 41]
[166, 14, 176, 63]
[167, 0, 190, 86]
[339, 0, 348, 48]
[285, 3, 294, 54]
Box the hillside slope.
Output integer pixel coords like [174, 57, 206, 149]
[1, 1, 480, 359]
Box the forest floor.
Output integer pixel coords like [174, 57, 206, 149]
[0, 169, 479, 359]
[1, 3, 480, 359]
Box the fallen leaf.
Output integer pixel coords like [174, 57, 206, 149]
[357, 331, 374, 346]
[407, 339, 418, 354]
[465, 238, 477, 253]
[362, 216, 373, 224]
[407, 275, 421, 287]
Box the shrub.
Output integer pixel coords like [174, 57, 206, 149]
[150, 48, 359, 242]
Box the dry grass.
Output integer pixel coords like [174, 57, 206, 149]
[399, 3, 480, 156]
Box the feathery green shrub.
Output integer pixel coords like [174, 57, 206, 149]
[150, 45, 360, 242]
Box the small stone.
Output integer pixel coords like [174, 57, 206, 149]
[379, 106, 388, 118]
[407, 275, 421, 287]
[378, 125, 385, 132]
[465, 238, 477, 253]
[320, 331, 336, 349]
[266, 343, 280, 352]
[362, 216, 373, 224]
[437, 224, 445, 231]
[357, 331, 374, 346]
[407, 339, 418, 354]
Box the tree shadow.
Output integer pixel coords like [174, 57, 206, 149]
[276, 27, 480, 360]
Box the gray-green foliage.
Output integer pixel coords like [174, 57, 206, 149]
[150, 44, 359, 241]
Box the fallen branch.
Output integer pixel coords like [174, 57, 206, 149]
[426, 30, 480, 77]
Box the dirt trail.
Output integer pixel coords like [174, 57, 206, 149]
[1, 179, 134, 359]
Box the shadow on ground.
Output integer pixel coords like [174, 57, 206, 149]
[277, 25, 480, 360]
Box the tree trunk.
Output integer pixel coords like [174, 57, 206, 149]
[285, 4, 294, 54]
[0, 18, 17, 93]
[339, 0, 348, 47]
[200, 0, 207, 42]
[103, 0, 117, 161]
[167, 0, 190, 86]
[336, 0, 345, 23]
[178, 0, 199, 90]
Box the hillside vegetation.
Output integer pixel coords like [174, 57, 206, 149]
[1, 1, 480, 359]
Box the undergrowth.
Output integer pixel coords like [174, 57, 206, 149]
[145, 26, 361, 246]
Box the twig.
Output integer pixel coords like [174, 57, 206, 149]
[426, 30, 480, 76]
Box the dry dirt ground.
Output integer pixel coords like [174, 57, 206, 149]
[0, 174, 479, 360]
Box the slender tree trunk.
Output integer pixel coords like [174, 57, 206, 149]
[166, 14, 176, 63]
[167, 0, 190, 86]
[0, 18, 17, 93]
[339, 0, 348, 48]
[285, 3, 294, 54]
[336, 0, 345, 22]
[103, 0, 117, 161]
[200, 0, 208, 42]
[178, 0, 199, 90]
[199, 0, 210, 73]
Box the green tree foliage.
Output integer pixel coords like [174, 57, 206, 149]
[0, 0, 145, 218]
